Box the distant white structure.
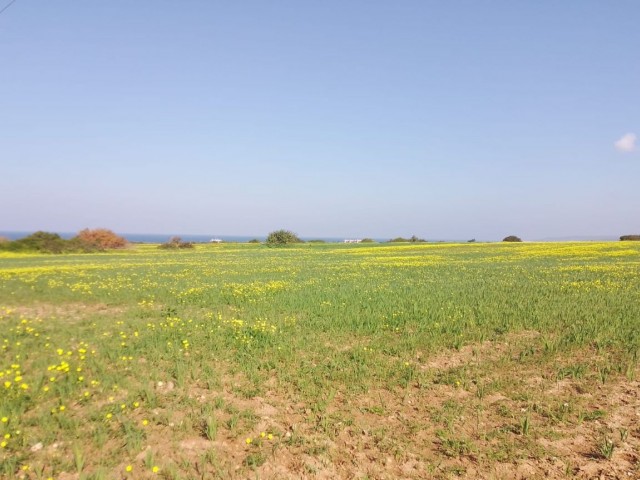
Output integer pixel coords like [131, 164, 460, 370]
[210, 238, 223, 243]
[343, 239, 362, 243]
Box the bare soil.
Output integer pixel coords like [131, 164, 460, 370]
[136, 336, 640, 479]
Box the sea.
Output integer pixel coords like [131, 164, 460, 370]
[0, 231, 382, 244]
[1, 231, 622, 243]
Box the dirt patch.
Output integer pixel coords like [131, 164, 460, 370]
[204, 339, 640, 479]
[422, 330, 542, 371]
[2, 302, 126, 321]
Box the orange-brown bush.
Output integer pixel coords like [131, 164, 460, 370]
[76, 228, 128, 249]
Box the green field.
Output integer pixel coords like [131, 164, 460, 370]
[1, 242, 639, 479]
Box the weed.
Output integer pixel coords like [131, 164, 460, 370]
[598, 436, 615, 460]
[243, 452, 267, 468]
[619, 428, 628, 442]
[520, 414, 531, 436]
[204, 416, 217, 441]
[73, 444, 85, 473]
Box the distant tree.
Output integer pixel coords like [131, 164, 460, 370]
[360, 238, 375, 243]
[620, 235, 640, 241]
[76, 228, 127, 249]
[307, 239, 326, 243]
[248, 239, 261, 244]
[265, 230, 302, 246]
[503, 235, 522, 242]
[468, 238, 476, 243]
[159, 236, 194, 249]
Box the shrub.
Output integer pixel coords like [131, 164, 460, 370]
[265, 230, 302, 246]
[389, 235, 426, 243]
[159, 236, 194, 249]
[620, 235, 640, 241]
[248, 239, 261, 244]
[503, 235, 522, 242]
[360, 238, 375, 243]
[0, 231, 97, 253]
[14, 231, 69, 253]
[308, 239, 326, 243]
[75, 228, 127, 249]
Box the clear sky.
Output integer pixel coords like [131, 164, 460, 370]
[1, 1, 638, 240]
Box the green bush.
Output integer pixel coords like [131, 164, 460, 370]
[19, 231, 67, 252]
[389, 235, 425, 243]
[620, 235, 640, 241]
[0, 231, 98, 253]
[265, 230, 303, 246]
[503, 235, 522, 242]
[159, 237, 195, 249]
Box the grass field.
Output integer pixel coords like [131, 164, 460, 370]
[1, 241, 639, 479]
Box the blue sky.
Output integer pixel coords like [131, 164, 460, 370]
[1, 1, 638, 240]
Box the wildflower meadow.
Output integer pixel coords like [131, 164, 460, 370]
[1, 241, 639, 479]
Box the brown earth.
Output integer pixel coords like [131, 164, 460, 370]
[128, 337, 640, 479]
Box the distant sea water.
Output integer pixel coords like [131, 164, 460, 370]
[0, 231, 620, 243]
[0, 231, 382, 243]
[123, 233, 262, 243]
